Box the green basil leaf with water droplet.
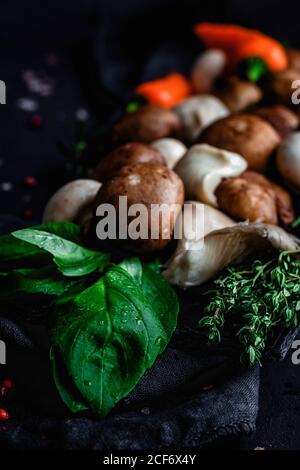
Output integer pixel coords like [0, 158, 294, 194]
[0, 222, 82, 264]
[50, 260, 179, 417]
[12, 228, 110, 277]
[0, 266, 82, 297]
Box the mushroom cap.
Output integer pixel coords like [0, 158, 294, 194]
[199, 114, 281, 171]
[113, 105, 181, 143]
[277, 131, 300, 189]
[216, 177, 278, 224]
[217, 77, 262, 113]
[267, 68, 300, 106]
[240, 171, 294, 224]
[254, 105, 299, 138]
[43, 179, 102, 224]
[93, 142, 165, 181]
[286, 48, 300, 73]
[174, 95, 229, 143]
[94, 163, 184, 252]
[174, 143, 247, 206]
[151, 138, 187, 169]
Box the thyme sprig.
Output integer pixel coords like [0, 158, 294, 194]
[199, 251, 300, 366]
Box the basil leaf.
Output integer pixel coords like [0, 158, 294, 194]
[50, 261, 179, 417]
[0, 266, 81, 297]
[118, 257, 143, 283]
[0, 222, 81, 263]
[12, 229, 110, 277]
[50, 348, 88, 413]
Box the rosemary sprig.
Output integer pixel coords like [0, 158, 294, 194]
[199, 251, 300, 366]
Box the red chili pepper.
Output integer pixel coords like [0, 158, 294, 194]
[194, 23, 287, 73]
[135, 73, 192, 108]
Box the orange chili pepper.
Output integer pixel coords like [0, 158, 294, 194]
[135, 73, 192, 108]
[194, 23, 252, 53]
[194, 23, 287, 72]
[235, 35, 288, 72]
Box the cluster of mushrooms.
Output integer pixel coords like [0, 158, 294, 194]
[43, 44, 300, 287]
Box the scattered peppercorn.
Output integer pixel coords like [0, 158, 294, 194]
[1, 379, 14, 390]
[30, 114, 42, 128]
[23, 208, 33, 219]
[24, 176, 38, 187]
[202, 384, 214, 391]
[0, 409, 9, 421]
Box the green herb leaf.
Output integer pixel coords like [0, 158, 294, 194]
[200, 251, 300, 367]
[12, 228, 110, 277]
[50, 261, 179, 417]
[0, 222, 81, 264]
[0, 266, 85, 297]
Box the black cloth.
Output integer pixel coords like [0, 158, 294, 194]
[0, 217, 259, 450]
[0, 217, 299, 450]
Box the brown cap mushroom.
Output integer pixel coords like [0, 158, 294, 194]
[216, 171, 294, 225]
[113, 105, 181, 143]
[93, 142, 165, 181]
[216, 176, 278, 224]
[199, 114, 281, 171]
[253, 105, 299, 138]
[267, 68, 300, 107]
[286, 48, 300, 73]
[217, 77, 262, 113]
[94, 163, 184, 252]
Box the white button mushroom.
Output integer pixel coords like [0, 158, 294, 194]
[151, 138, 187, 169]
[174, 95, 230, 143]
[43, 179, 102, 225]
[191, 49, 227, 94]
[276, 132, 300, 191]
[174, 144, 247, 207]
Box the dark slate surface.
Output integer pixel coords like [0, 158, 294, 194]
[0, 0, 300, 450]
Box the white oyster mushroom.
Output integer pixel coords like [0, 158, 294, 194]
[174, 144, 247, 207]
[173, 201, 235, 252]
[174, 95, 229, 143]
[43, 179, 102, 224]
[151, 138, 187, 169]
[277, 132, 300, 190]
[164, 212, 299, 288]
[191, 49, 227, 94]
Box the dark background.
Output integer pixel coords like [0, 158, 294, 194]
[0, 0, 300, 450]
